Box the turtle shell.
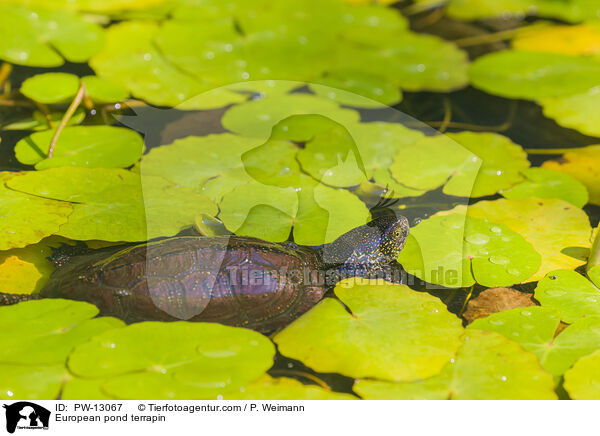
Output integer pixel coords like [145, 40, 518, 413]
[41, 236, 326, 332]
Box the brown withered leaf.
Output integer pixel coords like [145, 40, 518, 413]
[463, 287, 536, 324]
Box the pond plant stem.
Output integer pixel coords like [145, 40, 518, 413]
[0, 63, 12, 93]
[48, 82, 86, 158]
[587, 229, 600, 274]
[458, 285, 474, 318]
[438, 98, 452, 133]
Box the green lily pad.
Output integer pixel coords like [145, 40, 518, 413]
[81, 76, 130, 103]
[15, 126, 145, 169]
[297, 121, 425, 187]
[1, 108, 86, 131]
[466, 305, 600, 376]
[309, 71, 402, 108]
[469, 51, 600, 100]
[370, 169, 427, 199]
[535, 270, 600, 323]
[543, 145, 600, 205]
[219, 178, 370, 244]
[0, 299, 125, 366]
[138, 134, 264, 189]
[541, 87, 600, 138]
[354, 329, 557, 399]
[0, 364, 68, 400]
[220, 375, 356, 400]
[67, 322, 275, 399]
[390, 133, 481, 195]
[222, 94, 360, 139]
[564, 349, 600, 399]
[397, 213, 541, 288]
[274, 279, 464, 382]
[0, 4, 104, 67]
[336, 31, 469, 92]
[62, 377, 114, 400]
[21, 73, 80, 104]
[0, 172, 72, 250]
[90, 21, 213, 108]
[441, 198, 592, 281]
[0, 240, 54, 295]
[6, 168, 217, 242]
[468, 306, 562, 364]
[447, 0, 600, 23]
[501, 167, 589, 208]
[0, 0, 168, 13]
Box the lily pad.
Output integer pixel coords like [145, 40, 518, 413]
[309, 71, 402, 108]
[0, 240, 54, 295]
[0, 4, 104, 67]
[0, 299, 125, 366]
[564, 349, 600, 399]
[138, 134, 266, 189]
[541, 87, 600, 138]
[354, 329, 556, 399]
[501, 167, 589, 208]
[20, 73, 80, 104]
[535, 270, 600, 323]
[543, 145, 600, 205]
[1, 109, 86, 131]
[512, 23, 600, 56]
[222, 94, 360, 138]
[220, 375, 356, 400]
[389, 133, 481, 195]
[440, 198, 592, 281]
[6, 168, 217, 242]
[469, 50, 600, 100]
[0, 172, 72, 250]
[90, 21, 211, 108]
[274, 279, 464, 382]
[397, 213, 541, 288]
[219, 178, 370, 245]
[67, 322, 275, 399]
[0, 364, 68, 400]
[15, 126, 145, 169]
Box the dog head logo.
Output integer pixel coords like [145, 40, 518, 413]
[3, 402, 50, 434]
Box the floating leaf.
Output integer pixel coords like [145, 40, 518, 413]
[81, 76, 129, 103]
[0, 0, 168, 13]
[0, 173, 72, 250]
[440, 198, 592, 281]
[501, 167, 589, 208]
[220, 375, 356, 400]
[469, 50, 600, 100]
[309, 71, 402, 108]
[513, 23, 600, 56]
[0, 4, 104, 67]
[67, 322, 275, 399]
[469, 306, 561, 362]
[0, 241, 54, 295]
[541, 87, 600, 138]
[219, 178, 370, 245]
[274, 279, 464, 382]
[90, 21, 215, 108]
[222, 94, 360, 139]
[0, 364, 68, 400]
[535, 270, 600, 323]
[1, 109, 86, 131]
[543, 145, 600, 205]
[15, 126, 145, 169]
[564, 349, 600, 399]
[138, 134, 265, 189]
[0, 299, 124, 366]
[390, 133, 481, 195]
[62, 377, 113, 400]
[463, 287, 536, 324]
[20, 73, 80, 104]
[6, 168, 217, 242]
[397, 213, 541, 288]
[354, 329, 556, 399]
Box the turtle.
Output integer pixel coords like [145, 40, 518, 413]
[0, 215, 409, 332]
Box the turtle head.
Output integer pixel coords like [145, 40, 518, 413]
[363, 215, 410, 265]
[321, 215, 409, 268]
